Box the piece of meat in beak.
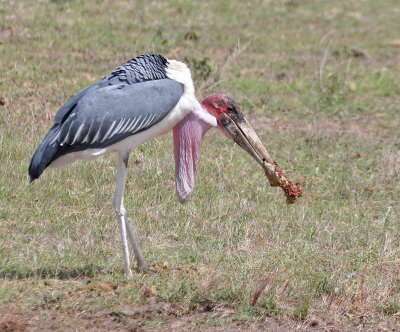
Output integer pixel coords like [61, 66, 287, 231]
[202, 94, 302, 203]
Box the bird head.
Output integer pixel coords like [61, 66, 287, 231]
[201, 94, 277, 184]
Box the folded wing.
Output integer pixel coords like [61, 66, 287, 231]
[29, 78, 183, 181]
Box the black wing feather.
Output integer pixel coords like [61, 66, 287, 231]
[54, 54, 168, 125]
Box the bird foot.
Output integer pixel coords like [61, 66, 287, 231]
[136, 265, 157, 274]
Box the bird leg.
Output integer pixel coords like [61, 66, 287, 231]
[125, 215, 148, 271]
[113, 153, 147, 278]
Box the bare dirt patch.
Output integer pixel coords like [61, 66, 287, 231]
[0, 300, 372, 332]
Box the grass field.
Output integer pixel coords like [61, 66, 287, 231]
[1, 0, 400, 330]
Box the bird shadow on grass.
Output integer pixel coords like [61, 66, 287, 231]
[0, 264, 113, 280]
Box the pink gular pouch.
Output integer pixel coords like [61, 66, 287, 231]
[173, 103, 217, 203]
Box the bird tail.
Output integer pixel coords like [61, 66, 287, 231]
[29, 124, 61, 182]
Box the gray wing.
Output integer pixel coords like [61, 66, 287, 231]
[29, 54, 174, 181]
[51, 79, 183, 159]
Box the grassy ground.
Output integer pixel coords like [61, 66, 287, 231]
[1, 0, 400, 330]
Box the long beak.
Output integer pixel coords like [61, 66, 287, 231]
[219, 112, 280, 187]
[220, 111, 302, 203]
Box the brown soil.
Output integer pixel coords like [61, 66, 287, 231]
[0, 300, 379, 332]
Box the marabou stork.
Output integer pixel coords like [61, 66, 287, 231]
[29, 54, 277, 277]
